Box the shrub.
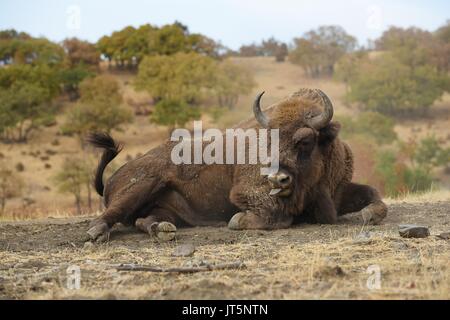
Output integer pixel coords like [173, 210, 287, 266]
[62, 75, 132, 144]
[338, 111, 397, 145]
[150, 99, 200, 130]
[347, 53, 448, 116]
[0, 161, 24, 214]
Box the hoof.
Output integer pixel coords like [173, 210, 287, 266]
[228, 212, 246, 230]
[87, 221, 110, 241]
[150, 221, 176, 241]
[360, 207, 385, 225]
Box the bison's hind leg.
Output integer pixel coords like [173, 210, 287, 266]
[135, 210, 177, 241]
[336, 183, 388, 225]
[87, 178, 167, 241]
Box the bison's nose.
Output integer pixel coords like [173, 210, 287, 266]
[268, 172, 292, 187]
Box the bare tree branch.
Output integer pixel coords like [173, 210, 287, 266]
[116, 261, 245, 273]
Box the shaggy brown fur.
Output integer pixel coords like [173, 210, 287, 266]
[87, 89, 387, 241]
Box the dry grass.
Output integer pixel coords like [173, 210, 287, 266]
[385, 189, 450, 204]
[0, 201, 449, 299]
[1, 230, 448, 299]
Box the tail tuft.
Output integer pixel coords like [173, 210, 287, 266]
[86, 132, 123, 196]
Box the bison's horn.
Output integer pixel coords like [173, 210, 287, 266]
[305, 89, 334, 129]
[253, 91, 270, 128]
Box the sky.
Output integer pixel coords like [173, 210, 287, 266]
[0, 0, 448, 50]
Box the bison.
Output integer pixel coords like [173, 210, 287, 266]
[87, 88, 387, 241]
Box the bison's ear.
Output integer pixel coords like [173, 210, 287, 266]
[318, 121, 341, 146]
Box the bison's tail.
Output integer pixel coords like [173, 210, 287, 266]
[86, 132, 123, 197]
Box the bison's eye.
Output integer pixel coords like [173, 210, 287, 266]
[292, 128, 317, 161]
[294, 134, 315, 152]
[297, 137, 313, 147]
[292, 127, 315, 145]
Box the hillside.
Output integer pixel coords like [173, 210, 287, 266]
[1, 56, 449, 219]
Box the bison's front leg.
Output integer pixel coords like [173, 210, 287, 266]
[228, 211, 293, 230]
[312, 185, 338, 224]
[335, 182, 388, 225]
[228, 182, 293, 230]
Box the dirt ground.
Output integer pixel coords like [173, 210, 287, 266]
[0, 200, 449, 300]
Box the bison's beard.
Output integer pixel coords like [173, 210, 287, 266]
[274, 185, 306, 217]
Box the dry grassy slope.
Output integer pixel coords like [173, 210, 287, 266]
[217, 57, 352, 127]
[0, 57, 449, 218]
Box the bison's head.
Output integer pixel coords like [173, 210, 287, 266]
[253, 89, 340, 201]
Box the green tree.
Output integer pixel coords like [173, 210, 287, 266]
[376, 27, 433, 68]
[334, 51, 368, 94]
[374, 135, 449, 197]
[135, 52, 216, 103]
[0, 64, 60, 142]
[289, 25, 357, 77]
[52, 158, 91, 215]
[238, 38, 298, 61]
[435, 20, 450, 42]
[275, 43, 288, 62]
[338, 111, 397, 145]
[0, 161, 24, 214]
[239, 43, 263, 57]
[261, 37, 288, 62]
[347, 54, 448, 116]
[96, 23, 222, 70]
[413, 135, 450, 173]
[0, 29, 31, 65]
[377, 25, 450, 73]
[62, 37, 100, 68]
[151, 99, 200, 131]
[58, 63, 93, 100]
[214, 59, 256, 109]
[78, 74, 122, 105]
[0, 63, 60, 97]
[0, 32, 65, 66]
[148, 23, 192, 56]
[62, 75, 132, 144]
[97, 35, 115, 67]
[148, 22, 222, 58]
[97, 25, 156, 69]
[189, 33, 223, 58]
[108, 25, 138, 69]
[123, 24, 157, 66]
[375, 149, 434, 197]
[375, 150, 403, 196]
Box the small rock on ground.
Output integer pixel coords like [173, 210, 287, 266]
[352, 231, 373, 244]
[313, 265, 345, 279]
[398, 224, 430, 238]
[172, 243, 196, 257]
[436, 232, 450, 240]
[83, 241, 94, 249]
